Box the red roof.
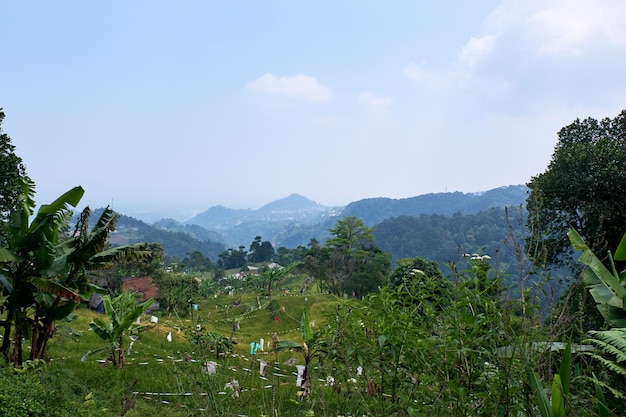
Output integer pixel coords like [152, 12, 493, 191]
[122, 276, 159, 301]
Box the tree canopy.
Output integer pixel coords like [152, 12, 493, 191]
[0, 108, 28, 244]
[303, 216, 390, 296]
[527, 110, 626, 267]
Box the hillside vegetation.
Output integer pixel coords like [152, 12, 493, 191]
[104, 186, 529, 268]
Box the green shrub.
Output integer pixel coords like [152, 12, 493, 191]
[0, 367, 59, 417]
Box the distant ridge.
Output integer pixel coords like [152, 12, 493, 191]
[92, 184, 531, 261]
[180, 185, 528, 248]
[341, 185, 528, 226]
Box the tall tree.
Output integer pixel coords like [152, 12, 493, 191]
[0, 108, 28, 245]
[324, 216, 390, 296]
[218, 246, 247, 269]
[248, 236, 274, 263]
[527, 110, 626, 268]
[181, 250, 213, 272]
[273, 245, 307, 266]
[258, 240, 275, 262]
[248, 236, 262, 263]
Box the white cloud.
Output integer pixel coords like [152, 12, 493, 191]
[459, 35, 496, 67]
[358, 91, 392, 108]
[246, 73, 332, 102]
[487, 0, 626, 55]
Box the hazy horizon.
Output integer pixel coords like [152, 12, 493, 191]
[3, 2, 624, 219]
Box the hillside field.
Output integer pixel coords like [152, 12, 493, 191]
[3, 292, 360, 417]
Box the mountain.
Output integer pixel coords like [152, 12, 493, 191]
[98, 185, 530, 261]
[258, 193, 323, 213]
[177, 186, 528, 249]
[187, 194, 336, 228]
[185, 194, 340, 248]
[341, 185, 528, 226]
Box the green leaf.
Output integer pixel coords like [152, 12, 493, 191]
[568, 227, 626, 327]
[593, 374, 610, 417]
[273, 340, 303, 353]
[569, 228, 626, 298]
[551, 374, 565, 417]
[30, 277, 82, 303]
[558, 340, 571, 397]
[614, 231, 626, 261]
[0, 274, 13, 294]
[528, 368, 551, 417]
[301, 308, 313, 342]
[89, 322, 111, 341]
[81, 345, 110, 362]
[378, 335, 386, 349]
[0, 248, 17, 263]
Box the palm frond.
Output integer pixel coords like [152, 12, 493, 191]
[87, 244, 151, 270]
[72, 206, 91, 245]
[30, 277, 82, 303]
[79, 207, 118, 256]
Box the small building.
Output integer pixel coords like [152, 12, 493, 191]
[122, 276, 159, 304]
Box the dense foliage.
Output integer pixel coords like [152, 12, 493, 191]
[0, 108, 28, 245]
[107, 212, 226, 261]
[527, 110, 626, 267]
[303, 216, 391, 297]
[373, 206, 524, 274]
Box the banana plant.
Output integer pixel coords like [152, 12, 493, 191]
[567, 227, 626, 328]
[0, 179, 151, 365]
[273, 308, 327, 397]
[83, 291, 153, 368]
[0, 179, 84, 365]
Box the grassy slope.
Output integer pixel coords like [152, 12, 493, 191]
[35, 291, 352, 416]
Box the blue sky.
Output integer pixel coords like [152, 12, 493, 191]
[2, 1, 626, 220]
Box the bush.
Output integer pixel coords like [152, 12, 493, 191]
[0, 367, 59, 417]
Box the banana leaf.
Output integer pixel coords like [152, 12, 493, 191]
[568, 227, 626, 327]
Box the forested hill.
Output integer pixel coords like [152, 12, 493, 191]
[342, 185, 528, 226]
[373, 206, 525, 267]
[181, 185, 528, 248]
[102, 213, 226, 260]
[90, 185, 530, 262]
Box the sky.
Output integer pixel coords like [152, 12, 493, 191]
[2, 1, 626, 221]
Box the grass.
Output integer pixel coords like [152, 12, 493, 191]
[3, 292, 365, 416]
